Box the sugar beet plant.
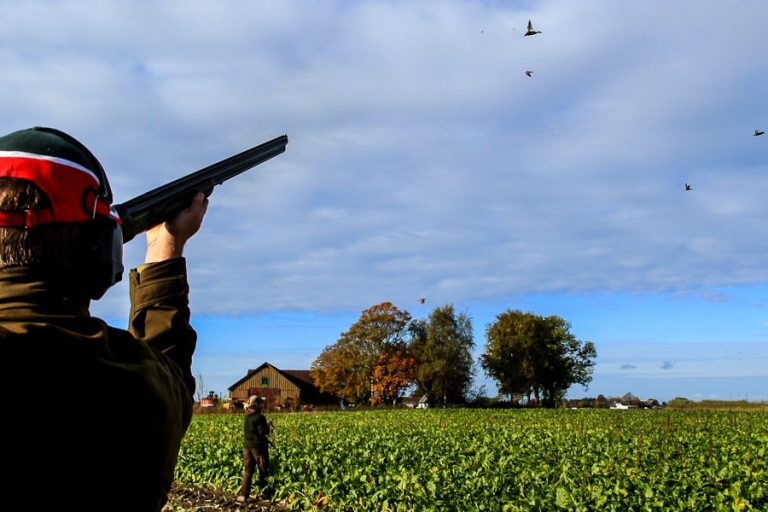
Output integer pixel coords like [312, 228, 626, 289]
[175, 409, 768, 511]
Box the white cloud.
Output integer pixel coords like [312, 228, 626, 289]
[0, 0, 767, 318]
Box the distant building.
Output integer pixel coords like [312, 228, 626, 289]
[641, 398, 661, 409]
[568, 393, 664, 410]
[402, 391, 429, 409]
[199, 390, 219, 408]
[621, 392, 641, 404]
[228, 362, 338, 410]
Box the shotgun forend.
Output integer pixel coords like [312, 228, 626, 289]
[114, 134, 288, 242]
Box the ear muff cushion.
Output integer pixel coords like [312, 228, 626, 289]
[75, 219, 124, 300]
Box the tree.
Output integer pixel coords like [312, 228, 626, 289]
[481, 310, 596, 407]
[310, 302, 412, 404]
[309, 339, 368, 404]
[410, 305, 474, 405]
[479, 311, 537, 403]
[195, 372, 206, 403]
[371, 343, 417, 406]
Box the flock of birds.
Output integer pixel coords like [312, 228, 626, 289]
[685, 130, 764, 192]
[416, 19, 762, 305]
[415, 21, 543, 307]
[522, 19, 763, 194]
[523, 20, 540, 79]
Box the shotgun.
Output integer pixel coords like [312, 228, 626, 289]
[114, 134, 288, 242]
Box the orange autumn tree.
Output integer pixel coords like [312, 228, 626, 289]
[371, 343, 417, 406]
[310, 302, 412, 404]
[309, 339, 367, 404]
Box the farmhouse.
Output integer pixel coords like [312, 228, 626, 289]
[228, 362, 338, 410]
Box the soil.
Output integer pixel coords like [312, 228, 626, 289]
[164, 482, 289, 512]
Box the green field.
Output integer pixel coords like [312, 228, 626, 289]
[175, 408, 768, 511]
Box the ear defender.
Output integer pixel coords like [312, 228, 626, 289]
[0, 127, 124, 299]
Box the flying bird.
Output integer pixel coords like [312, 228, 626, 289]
[684, 182, 693, 191]
[755, 129, 765, 136]
[419, 297, 426, 304]
[524, 20, 541, 36]
[525, 70, 534, 77]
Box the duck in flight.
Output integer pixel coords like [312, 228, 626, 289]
[524, 20, 541, 36]
[755, 129, 765, 137]
[684, 182, 693, 191]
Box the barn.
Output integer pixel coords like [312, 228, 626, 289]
[228, 362, 338, 410]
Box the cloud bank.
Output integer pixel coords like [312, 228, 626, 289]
[0, 1, 766, 319]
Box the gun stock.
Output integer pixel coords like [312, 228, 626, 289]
[114, 134, 288, 242]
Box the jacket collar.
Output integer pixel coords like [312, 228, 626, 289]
[0, 267, 91, 319]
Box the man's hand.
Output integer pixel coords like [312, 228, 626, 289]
[144, 192, 208, 263]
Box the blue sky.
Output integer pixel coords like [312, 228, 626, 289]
[2, 1, 766, 402]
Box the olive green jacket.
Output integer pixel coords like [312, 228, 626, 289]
[243, 409, 270, 450]
[0, 258, 196, 511]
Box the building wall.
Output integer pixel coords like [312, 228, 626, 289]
[230, 366, 301, 404]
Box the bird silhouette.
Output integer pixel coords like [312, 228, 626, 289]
[419, 297, 426, 304]
[525, 70, 534, 77]
[684, 182, 693, 191]
[754, 129, 765, 136]
[524, 20, 541, 36]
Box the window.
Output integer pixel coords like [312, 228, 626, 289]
[261, 376, 269, 386]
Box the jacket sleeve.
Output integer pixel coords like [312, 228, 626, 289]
[258, 415, 270, 439]
[128, 257, 197, 397]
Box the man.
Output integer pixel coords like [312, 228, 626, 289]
[237, 395, 271, 503]
[0, 127, 207, 510]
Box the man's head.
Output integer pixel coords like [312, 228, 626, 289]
[0, 127, 123, 299]
[247, 395, 264, 411]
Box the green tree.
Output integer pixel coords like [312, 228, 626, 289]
[481, 310, 596, 407]
[479, 311, 537, 403]
[410, 305, 474, 405]
[310, 302, 412, 404]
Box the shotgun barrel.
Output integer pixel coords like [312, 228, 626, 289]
[114, 134, 288, 242]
